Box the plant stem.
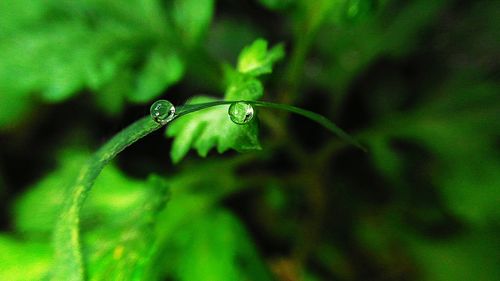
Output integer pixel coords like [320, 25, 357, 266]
[282, 31, 313, 103]
[51, 99, 363, 280]
[52, 117, 162, 281]
[280, 0, 337, 104]
[177, 100, 365, 151]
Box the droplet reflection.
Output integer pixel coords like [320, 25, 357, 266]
[150, 100, 175, 125]
[228, 102, 254, 125]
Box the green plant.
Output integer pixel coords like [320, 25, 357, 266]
[1, 0, 499, 281]
[52, 46, 364, 279]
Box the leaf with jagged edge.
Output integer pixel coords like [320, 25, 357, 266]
[166, 39, 284, 163]
[166, 94, 262, 163]
[237, 38, 285, 76]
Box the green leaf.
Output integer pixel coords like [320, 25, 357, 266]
[0, 22, 91, 102]
[237, 38, 285, 76]
[51, 117, 162, 281]
[166, 210, 273, 281]
[140, 158, 272, 280]
[84, 49, 133, 92]
[84, 175, 169, 281]
[167, 96, 261, 163]
[13, 147, 170, 280]
[93, 70, 131, 117]
[0, 0, 190, 127]
[13, 149, 87, 237]
[13, 149, 167, 237]
[0, 0, 46, 36]
[128, 47, 185, 103]
[225, 71, 265, 100]
[0, 235, 52, 281]
[166, 39, 284, 163]
[172, 0, 215, 47]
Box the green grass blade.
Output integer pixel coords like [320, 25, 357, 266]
[52, 117, 162, 281]
[176, 100, 365, 151]
[250, 101, 366, 151]
[52, 98, 362, 280]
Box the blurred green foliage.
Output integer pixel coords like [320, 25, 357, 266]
[0, 0, 499, 280]
[0, 0, 213, 127]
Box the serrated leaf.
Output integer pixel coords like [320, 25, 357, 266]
[224, 70, 265, 100]
[166, 39, 284, 163]
[167, 96, 261, 163]
[237, 39, 285, 76]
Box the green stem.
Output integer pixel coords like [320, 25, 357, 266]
[52, 99, 363, 280]
[282, 32, 312, 102]
[280, 0, 337, 103]
[177, 100, 365, 151]
[52, 117, 162, 281]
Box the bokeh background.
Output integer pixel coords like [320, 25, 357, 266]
[0, 0, 499, 280]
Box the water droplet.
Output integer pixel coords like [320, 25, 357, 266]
[228, 102, 254, 125]
[150, 100, 175, 125]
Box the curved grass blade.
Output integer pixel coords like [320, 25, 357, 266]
[175, 100, 366, 151]
[53, 98, 363, 280]
[52, 117, 162, 281]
